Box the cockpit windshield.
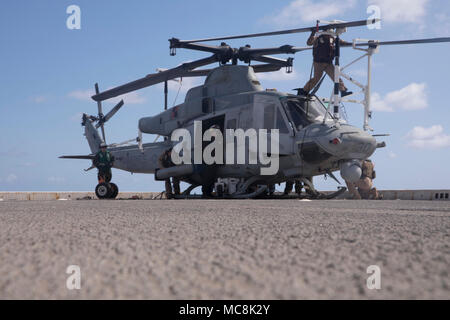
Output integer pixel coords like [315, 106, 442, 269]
[283, 97, 331, 130]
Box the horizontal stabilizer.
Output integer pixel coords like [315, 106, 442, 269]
[59, 155, 95, 160]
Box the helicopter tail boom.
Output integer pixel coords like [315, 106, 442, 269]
[82, 114, 103, 154]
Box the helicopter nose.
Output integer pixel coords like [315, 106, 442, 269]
[313, 125, 377, 160]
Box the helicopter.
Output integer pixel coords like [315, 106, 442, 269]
[60, 19, 450, 199]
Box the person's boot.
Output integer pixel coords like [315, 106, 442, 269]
[341, 90, 353, 97]
[294, 88, 309, 96]
[165, 192, 173, 199]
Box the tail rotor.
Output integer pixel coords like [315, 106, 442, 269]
[91, 83, 125, 144]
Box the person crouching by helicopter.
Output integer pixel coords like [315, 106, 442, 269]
[158, 148, 180, 199]
[345, 159, 381, 200]
[94, 142, 115, 184]
[297, 28, 352, 97]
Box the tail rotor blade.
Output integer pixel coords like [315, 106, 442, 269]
[102, 100, 125, 125]
[94, 83, 106, 143]
[100, 126, 106, 144]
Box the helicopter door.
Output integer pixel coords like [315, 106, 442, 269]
[253, 94, 294, 155]
[201, 115, 225, 164]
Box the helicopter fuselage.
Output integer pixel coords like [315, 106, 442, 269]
[97, 65, 378, 189]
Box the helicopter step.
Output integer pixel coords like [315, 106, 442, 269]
[170, 186, 346, 200]
[169, 177, 346, 200]
[262, 187, 347, 200]
[95, 182, 119, 199]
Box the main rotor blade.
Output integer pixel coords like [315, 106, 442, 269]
[178, 19, 380, 44]
[346, 37, 450, 47]
[92, 55, 218, 102]
[252, 64, 284, 73]
[238, 45, 312, 58]
[250, 55, 292, 66]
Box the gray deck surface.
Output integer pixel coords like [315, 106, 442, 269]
[0, 200, 449, 299]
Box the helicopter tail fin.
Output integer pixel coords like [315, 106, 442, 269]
[82, 114, 103, 154]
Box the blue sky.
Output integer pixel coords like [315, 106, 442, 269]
[1, 0, 449, 192]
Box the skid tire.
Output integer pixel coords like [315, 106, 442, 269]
[96, 183, 111, 199]
[109, 183, 119, 199]
[216, 184, 224, 198]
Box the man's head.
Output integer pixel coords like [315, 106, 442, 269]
[321, 27, 335, 37]
[100, 142, 107, 151]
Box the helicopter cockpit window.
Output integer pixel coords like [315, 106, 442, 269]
[284, 98, 328, 130]
[276, 108, 289, 134]
[304, 98, 329, 122]
[285, 100, 310, 129]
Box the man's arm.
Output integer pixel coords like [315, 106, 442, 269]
[307, 31, 316, 46]
[339, 39, 351, 46]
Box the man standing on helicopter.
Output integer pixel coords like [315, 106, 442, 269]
[297, 27, 352, 97]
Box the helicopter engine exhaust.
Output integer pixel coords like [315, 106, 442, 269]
[340, 160, 362, 183]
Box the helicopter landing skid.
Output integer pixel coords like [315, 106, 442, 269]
[172, 185, 268, 200]
[263, 187, 347, 200]
[169, 186, 346, 200]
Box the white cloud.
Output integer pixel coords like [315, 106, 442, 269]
[6, 174, 17, 183]
[368, 0, 429, 23]
[68, 89, 146, 105]
[371, 92, 393, 112]
[30, 96, 48, 104]
[406, 125, 450, 149]
[68, 89, 93, 101]
[388, 151, 397, 159]
[265, 0, 356, 27]
[371, 83, 428, 112]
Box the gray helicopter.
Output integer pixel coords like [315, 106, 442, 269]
[61, 19, 450, 199]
